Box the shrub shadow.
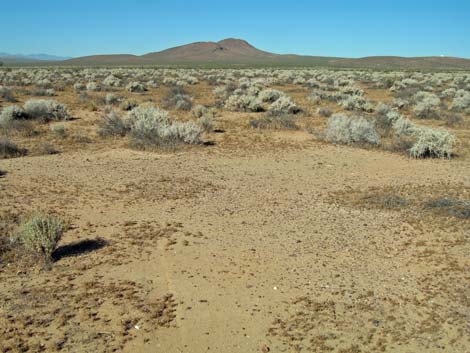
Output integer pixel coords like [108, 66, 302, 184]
[52, 237, 108, 262]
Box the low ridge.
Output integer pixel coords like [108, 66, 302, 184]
[31, 38, 470, 69]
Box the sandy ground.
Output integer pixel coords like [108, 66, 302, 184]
[1, 140, 469, 352]
[1, 82, 470, 352]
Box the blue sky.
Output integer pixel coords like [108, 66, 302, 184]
[1, 0, 469, 58]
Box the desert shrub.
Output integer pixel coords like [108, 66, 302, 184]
[375, 110, 401, 134]
[213, 84, 237, 100]
[146, 80, 158, 88]
[391, 98, 409, 110]
[0, 138, 27, 158]
[361, 193, 409, 209]
[36, 79, 52, 88]
[389, 117, 419, 152]
[103, 75, 122, 87]
[17, 214, 65, 263]
[36, 142, 60, 155]
[86, 82, 100, 92]
[73, 82, 86, 91]
[425, 198, 470, 219]
[225, 94, 263, 112]
[23, 99, 70, 121]
[128, 105, 170, 129]
[33, 88, 55, 97]
[392, 116, 417, 137]
[308, 92, 321, 104]
[120, 98, 138, 111]
[250, 114, 298, 130]
[0, 86, 16, 102]
[409, 127, 456, 159]
[0, 212, 19, 263]
[0, 105, 27, 127]
[198, 115, 213, 132]
[413, 92, 440, 119]
[443, 113, 464, 127]
[340, 95, 374, 112]
[98, 111, 129, 137]
[317, 107, 332, 117]
[169, 121, 203, 144]
[375, 103, 391, 116]
[51, 124, 67, 138]
[258, 89, 283, 103]
[392, 86, 420, 100]
[191, 105, 209, 119]
[105, 93, 120, 105]
[163, 77, 177, 86]
[325, 114, 380, 145]
[162, 87, 193, 111]
[441, 88, 456, 98]
[268, 96, 300, 115]
[451, 90, 470, 113]
[393, 113, 457, 158]
[128, 105, 202, 148]
[126, 82, 147, 93]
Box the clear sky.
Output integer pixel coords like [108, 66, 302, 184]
[1, 0, 469, 58]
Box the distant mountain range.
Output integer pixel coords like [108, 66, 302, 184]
[0, 53, 72, 63]
[2, 39, 470, 70]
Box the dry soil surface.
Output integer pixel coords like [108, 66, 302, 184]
[1, 140, 469, 353]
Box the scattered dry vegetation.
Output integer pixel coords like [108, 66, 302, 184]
[1, 66, 469, 352]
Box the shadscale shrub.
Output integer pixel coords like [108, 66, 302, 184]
[23, 99, 70, 121]
[103, 75, 122, 87]
[98, 111, 129, 137]
[105, 93, 120, 105]
[127, 105, 202, 148]
[198, 115, 214, 132]
[0, 86, 16, 102]
[317, 107, 332, 117]
[258, 89, 283, 103]
[451, 90, 470, 113]
[409, 127, 456, 159]
[0, 105, 27, 127]
[86, 82, 100, 92]
[17, 214, 65, 263]
[73, 82, 86, 91]
[50, 124, 67, 138]
[340, 95, 374, 112]
[375, 109, 401, 134]
[191, 105, 209, 119]
[225, 94, 263, 112]
[413, 92, 440, 119]
[0, 138, 27, 158]
[390, 116, 456, 158]
[325, 113, 380, 145]
[126, 82, 147, 93]
[119, 98, 138, 111]
[163, 87, 193, 111]
[268, 96, 300, 115]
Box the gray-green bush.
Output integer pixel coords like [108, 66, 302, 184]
[17, 214, 65, 263]
[98, 111, 129, 137]
[127, 105, 203, 148]
[0, 138, 27, 158]
[23, 99, 70, 121]
[325, 114, 380, 145]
